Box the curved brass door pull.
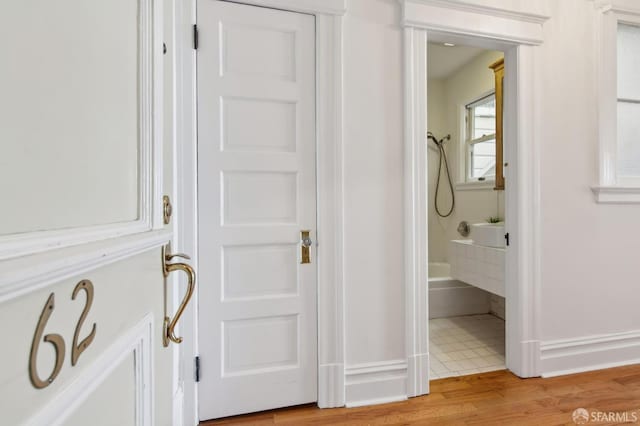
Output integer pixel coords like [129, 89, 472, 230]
[162, 243, 196, 347]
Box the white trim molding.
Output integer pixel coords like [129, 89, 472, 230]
[318, 363, 345, 408]
[224, 0, 346, 16]
[404, 26, 429, 398]
[503, 45, 544, 378]
[26, 314, 154, 426]
[591, 186, 640, 203]
[401, 0, 549, 397]
[315, 11, 346, 409]
[455, 182, 496, 191]
[0, 0, 165, 261]
[401, 0, 548, 45]
[0, 230, 171, 303]
[344, 360, 408, 408]
[540, 329, 640, 377]
[174, 1, 199, 425]
[591, 0, 640, 203]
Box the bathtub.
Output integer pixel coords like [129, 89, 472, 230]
[428, 262, 490, 319]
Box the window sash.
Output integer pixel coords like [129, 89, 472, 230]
[465, 94, 497, 182]
[467, 140, 497, 180]
[467, 133, 496, 146]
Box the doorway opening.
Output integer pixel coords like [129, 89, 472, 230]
[426, 42, 507, 380]
[402, 15, 545, 391]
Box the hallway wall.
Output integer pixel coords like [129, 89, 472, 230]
[343, 0, 406, 368]
[341, 0, 640, 403]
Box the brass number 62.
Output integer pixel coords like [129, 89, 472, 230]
[29, 280, 97, 389]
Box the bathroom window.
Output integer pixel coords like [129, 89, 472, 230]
[465, 94, 496, 182]
[592, 2, 640, 203]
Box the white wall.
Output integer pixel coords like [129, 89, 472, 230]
[427, 50, 505, 263]
[536, 0, 640, 342]
[341, 0, 640, 396]
[343, 0, 405, 366]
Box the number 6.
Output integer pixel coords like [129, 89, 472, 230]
[29, 294, 65, 389]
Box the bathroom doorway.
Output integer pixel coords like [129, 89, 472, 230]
[426, 43, 507, 379]
[403, 2, 545, 397]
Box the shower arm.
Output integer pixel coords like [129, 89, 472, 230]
[427, 132, 451, 146]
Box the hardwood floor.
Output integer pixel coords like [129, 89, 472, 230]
[201, 365, 640, 425]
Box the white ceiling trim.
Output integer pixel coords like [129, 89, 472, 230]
[593, 0, 640, 16]
[224, 0, 346, 15]
[401, 0, 549, 45]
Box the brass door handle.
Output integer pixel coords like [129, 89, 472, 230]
[162, 243, 196, 347]
[300, 230, 312, 264]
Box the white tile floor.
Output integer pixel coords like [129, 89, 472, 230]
[429, 314, 505, 379]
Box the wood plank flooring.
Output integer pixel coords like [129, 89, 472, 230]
[200, 365, 640, 425]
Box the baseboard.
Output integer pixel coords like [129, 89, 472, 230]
[540, 330, 640, 377]
[344, 360, 408, 408]
[407, 352, 429, 397]
[506, 339, 541, 378]
[318, 363, 345, 408]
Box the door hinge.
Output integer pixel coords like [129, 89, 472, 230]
[193, 24, 199, 50]
[195, 356, 200, 382]
[505, 232, 510, 247]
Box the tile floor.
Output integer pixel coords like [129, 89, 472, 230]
[429, 314, 505, 379]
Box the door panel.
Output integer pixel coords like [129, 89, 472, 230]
[64, 354, 137, 426]
[0, 0, 140, 236]
[197, 1, 317, 420]
[0, 252, 171, 426]
[0, 0, 181, 424]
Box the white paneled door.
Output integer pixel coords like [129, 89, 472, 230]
[197, 1, 317, 420]
[0, 0, 188, 425]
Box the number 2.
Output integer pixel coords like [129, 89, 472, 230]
[71, 280, 96, 366]
[29, 280, 97, 389]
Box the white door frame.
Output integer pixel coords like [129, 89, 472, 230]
[174, 1, 347, 424]
[401, 0, 550, 396]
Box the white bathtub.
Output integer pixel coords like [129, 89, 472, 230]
[428, 262, 490, 319]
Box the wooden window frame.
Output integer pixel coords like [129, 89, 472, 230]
[489, 58, 505, 190]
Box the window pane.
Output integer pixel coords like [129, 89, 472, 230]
[618, 23, 640, 100]
[618, 101, 640, 177]
[473, 98, 496, 139]
[471, 139, 496, 179]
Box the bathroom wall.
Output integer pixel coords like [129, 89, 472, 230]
[426, 78, 448, 262]
[427, 49, 505, 263]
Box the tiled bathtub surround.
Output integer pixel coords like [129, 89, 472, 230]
[449, 240, 505, 297]
[429, 314, 505, 379]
